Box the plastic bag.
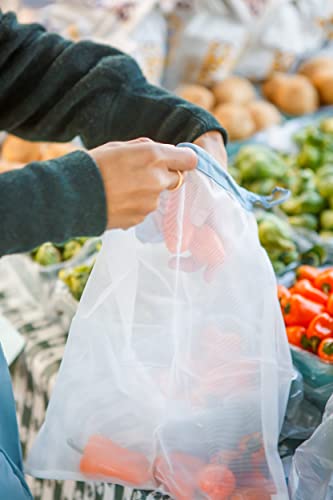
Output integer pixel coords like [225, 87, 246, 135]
[235, 0, 325, 81]
[163, 0, 248, 89]
[16, 0, 166, 84]
[280, 368, 322, 442]
[129, 7, 167, 85]
[290, 345, 333, 410]
[26, 145, 293, 499]
[288, 392, 333, 500]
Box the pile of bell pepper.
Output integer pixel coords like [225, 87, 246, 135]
[256, 212, 325, 275]
[231, 116, 333, 241]
[278, 265, 333, 363]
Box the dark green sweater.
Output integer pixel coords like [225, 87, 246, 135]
[0, 10, 226, 255]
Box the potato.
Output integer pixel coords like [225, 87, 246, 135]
[40, 143, 77, 161]
[262, 72, 290, 102]
[298, 56, 333, 80]
[212, 77, 256, 105]
[311, 70, 333, 104]
[176, 84, 215, 110]
[273, 75, 319, 115]
[247, 101, 282, 131]
[2, 135, 42, 163]
[214, 103, 255, 141]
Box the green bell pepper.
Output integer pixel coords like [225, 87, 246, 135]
[281, 191, 325, 215]
[297, 144, 321, 170]
[320, 210, 333, 231]
[258, 213, 296, 252]
[301, 244, 327, 267]
[288, 213, 318, 231]
[316, 164, 333, 198]
[271, 260, 287, 275]
[235, 145, 287, 182]
[247, 178, 278, 196]
[280, 250, 299, 265]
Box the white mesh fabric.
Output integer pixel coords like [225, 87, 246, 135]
[26, 148, 293, 499]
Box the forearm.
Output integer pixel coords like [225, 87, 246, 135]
[0, 151, 106, 255]
[0, 11, 227, 148]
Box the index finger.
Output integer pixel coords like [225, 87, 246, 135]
[158, 145, 198, 172]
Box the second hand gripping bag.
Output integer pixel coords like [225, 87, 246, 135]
[26, 145, 294, 499]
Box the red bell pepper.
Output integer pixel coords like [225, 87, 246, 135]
[79, 435, 151, 485]
[296, 265, 320, 282]
[306, 313, 333, 353]
[318, 338, 333, 363]
[315, 269, 333, 294]
[293, 279, 328, 305]
[286, 326, 306, 347]
[327, 294, 333, 315]
[283, 294, 325, 327]
[277, 285, 291, 306]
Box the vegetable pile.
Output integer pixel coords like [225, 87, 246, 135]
[256, 212, 325, 275]
[279, 265, 333, 363]
[30, 238, 100, 266]
[233, 117, 333, 238]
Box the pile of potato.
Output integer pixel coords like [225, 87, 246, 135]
[263, 56, 333, 116]
[176, 77, 282, 141]
[176, 55, 333, 142]
[0, 135, 77, 172]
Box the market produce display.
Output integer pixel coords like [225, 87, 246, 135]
[177, 54, 333, 143]
[230, 117, 333, 273]
[279, 265, 333, 363]
[4, 2, 333, 500]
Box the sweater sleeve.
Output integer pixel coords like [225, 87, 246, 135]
[0, 11, 227, 149]
[0, 151, 106, 255]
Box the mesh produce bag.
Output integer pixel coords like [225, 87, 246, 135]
[26, 145, 293, 499]
[288, 392, 333, 500]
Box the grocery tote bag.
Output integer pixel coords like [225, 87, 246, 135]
[26, 144, 294, 499]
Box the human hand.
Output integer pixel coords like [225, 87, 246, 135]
[194, 131, 227, 170]
[89, 138, 197, 230]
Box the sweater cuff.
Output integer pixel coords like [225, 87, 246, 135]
[183, 117, 228, 146]
[54, 150, 107, 239]
[44, 149, 107, 241]
[0, 150, 107, 256]
[155, 105, 228, 147]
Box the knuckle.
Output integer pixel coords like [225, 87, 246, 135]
[137, 137, 153, 143]
[145, 144, 163, 164]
